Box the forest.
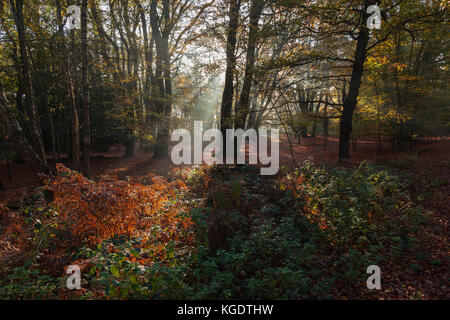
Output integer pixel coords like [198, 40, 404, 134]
[0, 0, 448, 300]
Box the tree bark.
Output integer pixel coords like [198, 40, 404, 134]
[338, 1, 371, 160]
[0, 82, 49, 173]
[234, 0, 264, 130]
[138, 3, 155, 128]
[56, 0, 80, 171]
[220, 0, 241, 159]
[81, 0, 91, 177]
[150, 0, 172, 159]
[41, 86, 58, 163]
[11, 0, 47, 167]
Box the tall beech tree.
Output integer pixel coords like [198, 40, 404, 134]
[338, 0, 372, 160]
[220, 0, 241, 158]
[81, 0, 91, 177]
[9, 0, 47, 166]
[56, 0, 80, 171]
[150, 0, 172, 159]
[234, 0, 265, 130]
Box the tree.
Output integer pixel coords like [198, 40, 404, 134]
[9, 0, 47, 166]
[338, 0, 372, 160]
[220, 0, 241, 159]
[234, 0, 264, 130]
[81, 0, 91, 177]
[0, 81, 49, 172]
[56, 0, 80, 171]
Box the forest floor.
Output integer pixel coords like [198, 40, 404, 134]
[1, 136, 449, 192]
[0, 136, 448, 300]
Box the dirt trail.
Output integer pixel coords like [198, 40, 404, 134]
[1, 137, 449, 198]
[278, 135, 450, 166]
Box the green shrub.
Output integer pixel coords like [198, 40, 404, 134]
[0, 264, 61, 299]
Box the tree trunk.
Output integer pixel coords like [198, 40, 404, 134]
[300, 126, 308, 138]
[338, 1, 371, 160]
[323, 102, 329, 151]
[234, 0, 264, 130]
[81, 0, 91, 177]
[220, 0, 241, 159]
[0, 82, 49, 173]
[1, 136, 14, 185]
[56, 0, 80, 171]
[139, 5, 155, 128]
[150, 0, 172, 159]
[42, 87, 58, 163]
[158, 31, 172, 158]
[311, 121, 317, 137]
[11, 0, 47, 167]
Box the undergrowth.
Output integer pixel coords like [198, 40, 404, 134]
[0, 161, 432, 299]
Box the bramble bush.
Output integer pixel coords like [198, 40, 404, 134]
[0, 263, 62, 299]
[173, 161, 428, 299]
